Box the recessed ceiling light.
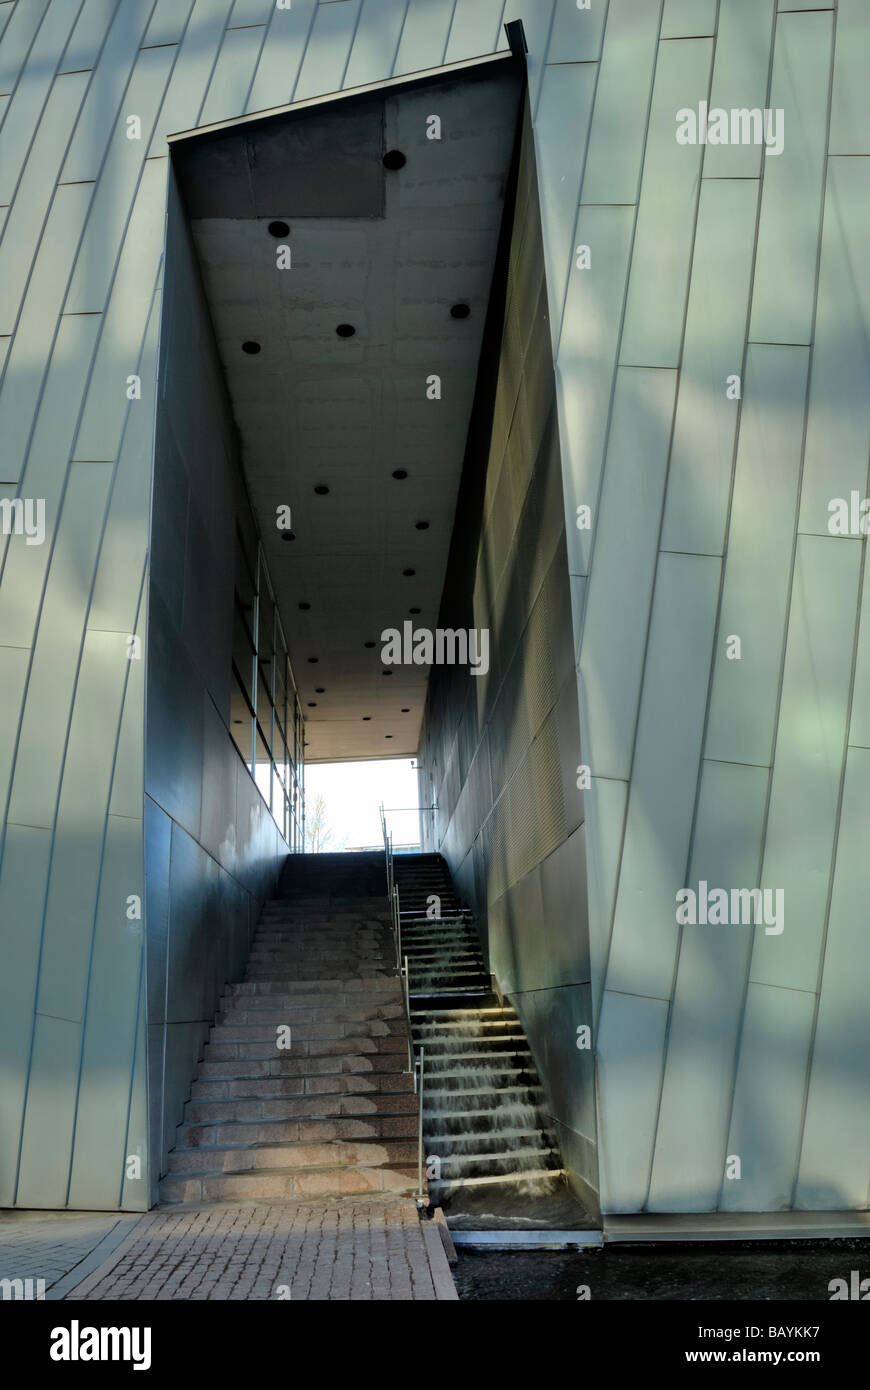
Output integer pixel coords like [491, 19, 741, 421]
[385, 734, 393, 739]
[392, 469, 408, 480]
[315, 687, 325, 694]
[450, 303, 470, 320]
[307, 702, 317, 708]
[401, 708, 410, 713]
[298, 601, 310, 610]
[402, 568, 415, 577]
[415, 520, 429, 530]
[268, 220, 290, 237]
[233, 719, 243, 725]
[313, 484, 330, 496]
[307, 656, 319, 664]
[242, 340, 261, 354]
[362, 716, 371, 721]
[383, 150, 406, 170]
[336, 323, 356, 338]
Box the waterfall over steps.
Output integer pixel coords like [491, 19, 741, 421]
[394, 853, 566, 1207]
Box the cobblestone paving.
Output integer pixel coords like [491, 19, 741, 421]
[0, 1213, 124, 1294]
[66, 1199, 456, 1301]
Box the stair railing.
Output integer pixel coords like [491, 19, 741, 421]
[393, 883, 402, 972]
[415, 1045, 426, 1204]
[401, 952, 413, 1074]
[380, 806, 416, 1077]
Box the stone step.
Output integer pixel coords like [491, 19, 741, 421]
[250, 932, 388, 944]
[423, 1048, 533, 1072]
[190, 1070, 415, 1101]
[196, 1047, 409, 1081]
[176, 1113, 417, 1148]
[428, 1169, 565, 1197]
[243, 965, 391, 979]
[227, 984, 400, 1001]
[228, 977, 400, 996]
[167, 1136, 418, 1174]
[400, 929, 475, 943]
[203, 1024, 406, 1058]
[423, 1067, 540, 1094]
[159, 862, 423, 1209]
[224, 981, 401, 1003]
[183, 1091, 419, 1124]
[159, 1163, 419, 1204]
[430, 1148, 560, 1180]
[410, 976, 491, 991]
[424, 1105, 548, 1133]
[212, 1010, 403, 1038]
[412, 1035, 529, 1058]
[411, 1006, 515, 1022]
[404, 951, 479, 965]
[408, 1011, 516, 1034]
[424, 1127, 556, 1156]
[410, 986, 493, 1001]
[250, 944, 387, 956]
[219, 993, 396, 1011]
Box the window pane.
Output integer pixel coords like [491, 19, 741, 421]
[230, 673, 253, 763]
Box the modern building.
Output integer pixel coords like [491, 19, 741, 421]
[0, 0, 868, 1236]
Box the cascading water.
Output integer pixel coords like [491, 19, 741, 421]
[394, 854, 564, 1208]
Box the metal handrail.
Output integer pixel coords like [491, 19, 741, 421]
[415, 1046, 426, 1205]
[380, 806, 415, 1077]
[393, 884, 402, 971]
[401, 953, 413, 1074]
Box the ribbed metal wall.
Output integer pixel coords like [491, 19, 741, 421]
[0, 0, 866, 1217]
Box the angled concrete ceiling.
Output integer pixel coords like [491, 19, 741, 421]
[173, 57, 523, 762]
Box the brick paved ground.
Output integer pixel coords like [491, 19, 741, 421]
[64, 1198, 457, 1300]
[0, 1211, 131, 1296]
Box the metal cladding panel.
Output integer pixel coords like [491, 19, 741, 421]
[597, 989, 670, 1213]
[701, 0, 775, 180]
[750, 535, 860, 996]
[796, 746, 870, 1211]
[747, 10, 833, 346]
[618, 36, 712, 369]
[648, 760, 768, 1213]
[703, 345, 809, 768]
[580, 0, 662, 205]
[798, 158, 870, 538]
[721, 982, 816, 1212]
[0, 0, 864, 1223]
[0, 180, 93, 482]
[661, 0, 717, 38]
[547, 0, 607, 64]
[829, 0, 870, 155]
[533, 60, 596, 341]
[577, 367, 677, 782]
[558, 204, 634, 579]
[659, 177, 758, 557]
[605, 552, 721, 1003]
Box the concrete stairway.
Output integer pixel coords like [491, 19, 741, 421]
[160, 854, 419, 1204]
[394, 854, 564, 1206]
